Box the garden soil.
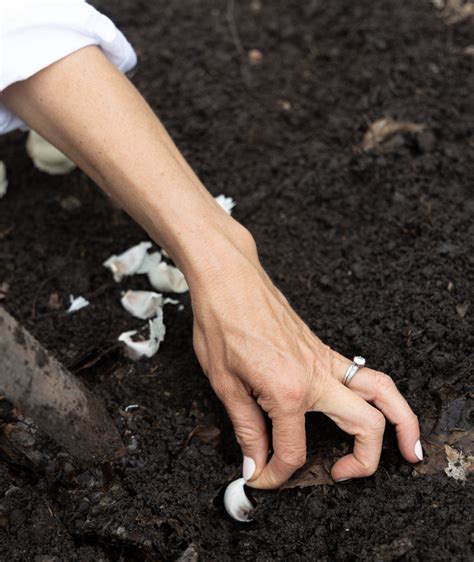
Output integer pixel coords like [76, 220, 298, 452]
[0, 1, 473, 560]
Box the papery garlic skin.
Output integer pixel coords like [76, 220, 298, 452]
[121, 290, 164, 320]
[26, 131, 76, 175]
[103, 241, 152, 282]
[147, 262, 188, 294]
[223, 478, 254, 522]
[67, 295, 90, 313]
[136, 251, 162, 274]
[118, 311, 166, 360]
[0, 161, 8, 199]
[215, 194, 236, 214]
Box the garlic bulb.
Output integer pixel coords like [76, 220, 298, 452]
[26, 130, 76, 175]
[103, 241, 153, 282]
[223, 478, 254, 522]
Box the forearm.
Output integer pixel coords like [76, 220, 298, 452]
[1, 46, 255, 289]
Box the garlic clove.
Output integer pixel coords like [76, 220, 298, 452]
[147, 261, 188, 294]
[136, 251, 162, 274]
[67, 295, 90, 313]
[223, 478, 255, 522]
[215, 194, 236, 214]
[103, 241, 152, 282]
[118, 310, 166, 360]
[0, 161, 8, 199]
[121, 290, 164, 319]
[26, 131, 76, 175]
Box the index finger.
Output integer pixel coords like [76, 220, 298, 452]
[247, 414, 306, 489]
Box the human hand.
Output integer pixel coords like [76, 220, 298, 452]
[3, 47, 421, 489]
[191, 235, 422, 489]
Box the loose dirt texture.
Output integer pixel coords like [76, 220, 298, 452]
[1, 1, 473, 560]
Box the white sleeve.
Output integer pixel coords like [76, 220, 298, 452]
[0, 0, 137, 134]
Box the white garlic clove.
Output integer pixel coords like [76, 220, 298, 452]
[67, 295, 90, 313]
[147, 261, 188, 294]
[26, 131, 76, 175]
[103, 241, 152, 282]
[136, 251, 162, 274]
[118, 311, 166, 360]
[215, 194, 236, 214]
[223, 478, 255, 522]
[0, 161, 8, 199]
[121, 290, 164, 320]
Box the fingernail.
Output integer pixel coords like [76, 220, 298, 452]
[335, 477, 352, 483]
[415, 440, 423, 461]
[243, 456, 256, 481]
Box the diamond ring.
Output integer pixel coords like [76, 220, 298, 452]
[343, 356, 366, 386]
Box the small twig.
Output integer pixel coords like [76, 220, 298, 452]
[226, 0, 251, 86]
[226, 0, 245, 57]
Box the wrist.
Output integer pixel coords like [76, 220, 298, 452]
[146, 197, 258, 292]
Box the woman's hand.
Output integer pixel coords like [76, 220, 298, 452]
[191, 233, 422, 489]
[2, 46, 421, 488]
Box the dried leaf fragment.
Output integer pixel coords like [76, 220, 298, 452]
[456, 302, 469, 318]
[360, 117, 426, 152]
[0, 282, 9, 301]
[281, 454, 334, 489]
[187, 424, 221, 448]
[433, 0, 474, 24]
[444, 444, 474, 481]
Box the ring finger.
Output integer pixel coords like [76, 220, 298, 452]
[331, 351, 422, 464]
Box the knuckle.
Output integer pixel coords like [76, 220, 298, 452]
[360, 462, 378, 477]
[274, 378, 307, 411]
[366, 410, 386, 433]
[376, 372, 397, 392]
[279, 448, 307, 470]
[405, 412, 419, 428]
[210, 375, 233, 402]
[234, 426, 261, 448]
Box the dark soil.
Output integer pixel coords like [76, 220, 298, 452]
[1, 1, 473, 560]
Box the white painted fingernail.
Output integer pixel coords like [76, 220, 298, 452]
[336, 477, 351, 482]
[415, 440, 423, 461]
[243, 456, 256, 481]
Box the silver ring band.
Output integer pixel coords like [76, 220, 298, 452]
[343, 356, 366, 386]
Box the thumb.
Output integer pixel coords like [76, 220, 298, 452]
[224, 388, 269, 482]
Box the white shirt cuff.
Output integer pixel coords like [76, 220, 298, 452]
[0, 0, 137, 134]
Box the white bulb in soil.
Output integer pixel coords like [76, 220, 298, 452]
[223, 478, 255, 523]
[121, 290, 165, 319]
[26, 130, 76, 175]
[215, 194, 236, 214]
[103, 241, 153, 282]
[147, 261, 188, 294]
[0, 161, 8, 199]
[118, 310, 166, 360]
